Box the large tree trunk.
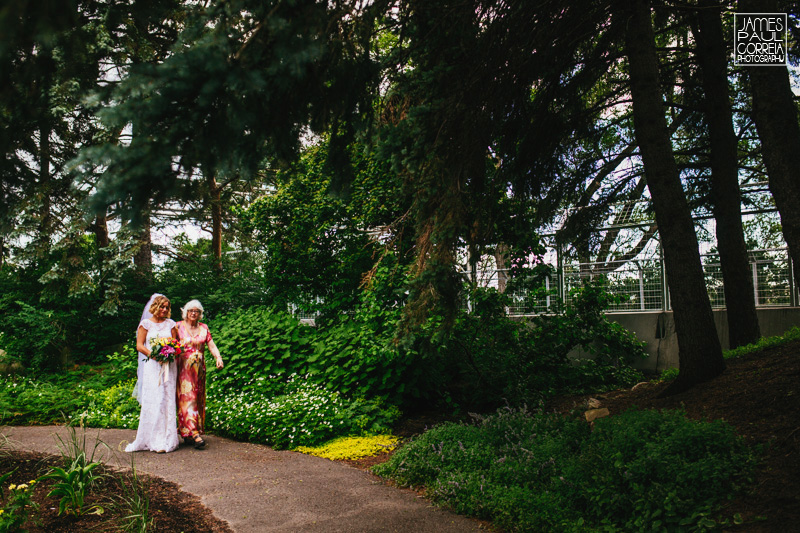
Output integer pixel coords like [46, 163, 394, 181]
[695, 0, 760, 348]
[209, 174, 223, 273]
[133, 205, 153, 285]
[740, 0, 800, 291]
[619, 0, 724, 394]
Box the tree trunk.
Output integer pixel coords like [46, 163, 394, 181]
[93, 212, 110, 249]
[494, 243, 509, 293]
[209, 174, 223, 273]
[133, 205, 153, 285]
[695, 0, 760, 348]
[740, 0, 800, 291]
[619, 0, 724, 394]
[38, 121, 52, 256]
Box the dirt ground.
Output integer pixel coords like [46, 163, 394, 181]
[4, 340, 797, 531]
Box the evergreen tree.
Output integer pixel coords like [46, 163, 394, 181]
[740, 0, 800, 290]
[693, 0, 760, 348]
[618, 0, 724, 394]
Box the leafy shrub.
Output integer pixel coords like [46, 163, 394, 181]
[307, 303, 425, 403]
[438, 279, 647, 409]
[0, 262, 146, 370]
[208, 302, 426, 405]
[79, 379, 139, 429]
[374, 407, 756, 532]
[207, 375, 401, 449]
[208, 306, 314, 396]
[0, 350, 138, 425]
[578, 409, 756, 531]
[0, 375, 84, 424]
[656, 367, 680, 382]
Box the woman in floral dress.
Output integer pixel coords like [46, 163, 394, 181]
[175, 299, 223, 449]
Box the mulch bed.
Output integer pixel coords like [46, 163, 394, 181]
[0, 450, 231, 532]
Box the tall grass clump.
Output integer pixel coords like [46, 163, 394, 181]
[114, 456, 154, 533]
[373, 407, 757, 532]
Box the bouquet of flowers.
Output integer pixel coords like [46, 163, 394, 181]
[149, 337, 183, 363]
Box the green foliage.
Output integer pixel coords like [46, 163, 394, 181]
[439, 279, 647, 408]
[657, 367, 680, 383]
[209, 306, 315, 395]
[207, 375, 400, 449]
[307, 308, 418, 403]
[209, 287, 429, 405]
[43, 423, 107, 516]
[374, 407, 757, 532]
[240, 142, 408, 321]
[0, 351, 137, 425]
[114, 462, 154, 533]
[155, 235, 267, 318]
[79, 379, 140, 429]
[0, 477, 39, 533]
[41, 460, 103, 516]
[0, 375, 85, 424]
[580, 409, 756, 531]
[0, 261, 147, 370]
[724, 326, 800, 360]
[0, 300, 71, 372]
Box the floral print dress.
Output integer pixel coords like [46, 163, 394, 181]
[175, 321, 213, 438]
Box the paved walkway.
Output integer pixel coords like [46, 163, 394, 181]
[4, 426, 484, 532]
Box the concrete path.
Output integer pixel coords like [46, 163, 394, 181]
[3, 426, 485, 532]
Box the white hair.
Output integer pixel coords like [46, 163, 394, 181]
[181, 299, 205, 320]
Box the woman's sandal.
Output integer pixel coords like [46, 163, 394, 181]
[193, 435, 207, 449]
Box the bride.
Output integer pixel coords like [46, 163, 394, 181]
[126, 293, 180, 453]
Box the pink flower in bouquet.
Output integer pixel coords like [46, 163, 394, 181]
[149, 337, 184, 363]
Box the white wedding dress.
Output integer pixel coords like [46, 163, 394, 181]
[126, 318, 180, 453]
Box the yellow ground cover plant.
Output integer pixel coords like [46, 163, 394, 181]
[295, 435, 399, 460]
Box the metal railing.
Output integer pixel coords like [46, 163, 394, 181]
[473, 248, 796, 315]
[289, 248, 797, 319]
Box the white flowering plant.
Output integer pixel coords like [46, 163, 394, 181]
[207, 374, 400, 449]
